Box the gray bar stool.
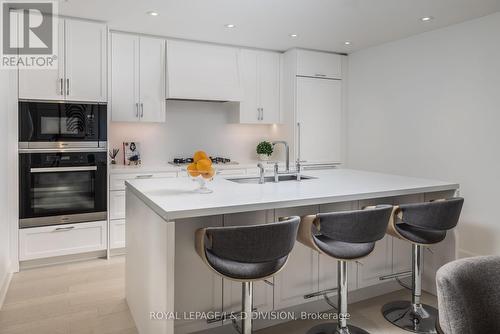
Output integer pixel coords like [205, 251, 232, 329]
[298, 205, 393, 334]
[381, 197, 464, 334]
[195, 216, 301, 334]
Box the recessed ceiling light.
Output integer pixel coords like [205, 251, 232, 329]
[225, 24, 236, 28]
[290, 34, 298, 38]
[147, 11, 159, 16]
[420, 16, 434, 22]
[344, 41, 352, 46]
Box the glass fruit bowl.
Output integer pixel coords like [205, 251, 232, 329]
[186, 165, 216, 194]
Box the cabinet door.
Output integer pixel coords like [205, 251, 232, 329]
[296, 77, 342, 164]
[259, 51, 280, 123]
[222, 210, 275, 315]
[109, 191, 126, 220]
[110, 219, 126, 249]
[274, 205, 319, 310]
[65, 19, 106, 102]
[110, 33, 140, 122]
[166, 40, 241, 101]
[18, 23, 64, 100]
[175, 216, 224, 334]
[296, 50, 342, 79]
[139, 37, 166, 122]
[238, 50, 259, 123]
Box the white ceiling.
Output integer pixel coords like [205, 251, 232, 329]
[59, 0, 500, 53]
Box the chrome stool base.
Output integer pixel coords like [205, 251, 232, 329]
[382, 300, 438, 334]
[306, 323, 370, 334]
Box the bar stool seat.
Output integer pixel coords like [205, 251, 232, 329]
[196, 216, 301, 334]
[298, 205, 393, 334]
[313, 237, 375, 260]
[394, 223, 447, 244]
[205, 251, 288, 280]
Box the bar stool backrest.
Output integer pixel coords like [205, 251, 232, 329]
[205, 216, 300, 263]
[398, 197, 464, 231]
[316, 205, 393, 243]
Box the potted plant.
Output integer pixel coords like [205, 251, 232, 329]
[256, 141, 273, 161]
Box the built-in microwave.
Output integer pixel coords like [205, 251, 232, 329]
[18, 101, 107, 149]
[19, 151, 107, 228]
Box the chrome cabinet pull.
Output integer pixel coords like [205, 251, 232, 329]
[257, 108, 260, 120]
[135, 103, 139, 118]
[140, 103, 144, 118]
[54, 226, 75, 232]
[135, 174, 153, 179]
[59, 78, 63, 95]
[314, 73, 327, 77]
[261, 107, 264, 120]
[66, 78, 70, 96]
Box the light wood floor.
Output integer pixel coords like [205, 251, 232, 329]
[0, 256, 436, 334]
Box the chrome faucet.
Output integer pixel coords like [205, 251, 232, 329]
[257, 163, 265, 184]
[274, 163, 279, 183]
[271, 141, 290, 172]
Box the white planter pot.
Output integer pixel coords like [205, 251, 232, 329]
[258, 154, 271, 161]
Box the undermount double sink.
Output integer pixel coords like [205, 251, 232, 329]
[227, 174, 316, 184]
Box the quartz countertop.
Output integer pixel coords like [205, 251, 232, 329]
[125, 169, 459, 221]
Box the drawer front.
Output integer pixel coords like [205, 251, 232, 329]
[296, 50, 342, 79]
[110, 219, 126, 249]
[110, 190, 126, 220]
[110, 172, 177, 190]
[19, 221, 107, 261]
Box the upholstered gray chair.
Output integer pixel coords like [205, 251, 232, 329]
[298, 205, 393, 334]
[436, 256, 500, 334]
[381, 197, 464, 334]
[195, 216, 300, 334]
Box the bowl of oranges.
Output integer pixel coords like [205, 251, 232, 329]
[185, 151, 216, 193]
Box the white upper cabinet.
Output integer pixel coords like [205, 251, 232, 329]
[64, 19, 107, 102]
[19, 19, 107, 102]
[235, 49, 280, 124]
[110, 33, 165, 123]
[296, 76, 342, 163]
[165, 40, 241, 101]
[296, 49, 342, 79]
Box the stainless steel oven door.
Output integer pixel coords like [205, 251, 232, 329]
[19, 152, 107, 228]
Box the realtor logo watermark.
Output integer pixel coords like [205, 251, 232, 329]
[1, 0, 58, 69]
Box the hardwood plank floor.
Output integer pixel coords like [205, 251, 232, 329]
[0, 256, 436, 334]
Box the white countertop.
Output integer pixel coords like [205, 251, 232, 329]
[125, 169, 459, 221]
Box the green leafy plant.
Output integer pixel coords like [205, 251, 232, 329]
[256, 141, 273, 156]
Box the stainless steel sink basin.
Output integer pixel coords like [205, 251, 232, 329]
[227, 174, 316, 184]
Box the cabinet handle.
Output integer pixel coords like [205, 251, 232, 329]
[261, 107, 264, 120]
[53, 226, 75, 232]
[136, 174, 153, 179]
[66, 78, 70, 96]
[140, 103, 144, 118]
[314, 73, 327, 77]
[59, 78, 63, 95]
[135, 103, 139, 118]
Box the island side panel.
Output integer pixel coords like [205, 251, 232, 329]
[126, 188, 175, 334]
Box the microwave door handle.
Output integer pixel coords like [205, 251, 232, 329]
[30, 166, 98, 173]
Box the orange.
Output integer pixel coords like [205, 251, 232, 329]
[202, 167, 216, 179]
[187, 163, 200, 177]
[193, 150, 209, 163]
[196, 158, 212, 173]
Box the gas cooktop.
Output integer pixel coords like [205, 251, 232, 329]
[168, 156, 238, 166]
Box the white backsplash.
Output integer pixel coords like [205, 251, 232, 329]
[109, 100, 285, 166]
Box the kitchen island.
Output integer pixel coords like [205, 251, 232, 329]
[125, 169, 459, 334]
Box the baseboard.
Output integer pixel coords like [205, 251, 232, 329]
[19, 250, 107, 270]
[457, 249, 480, 259]
[0, 271, 13, 310]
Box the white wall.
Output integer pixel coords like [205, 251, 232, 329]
[0, 68, 17, 305]
[347, 12, 500, 257]
[110, 100, 283, 165]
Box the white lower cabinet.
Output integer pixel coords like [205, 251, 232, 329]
[19, 221, 107, 261]
[109, 219, 126, 249]
[110, 191, 126, 220]
[174, 216, 224, 334]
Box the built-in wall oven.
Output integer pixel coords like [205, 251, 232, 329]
[19, 101, 108, 229]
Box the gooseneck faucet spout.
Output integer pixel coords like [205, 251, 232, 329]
[271, 141, 290, 172]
